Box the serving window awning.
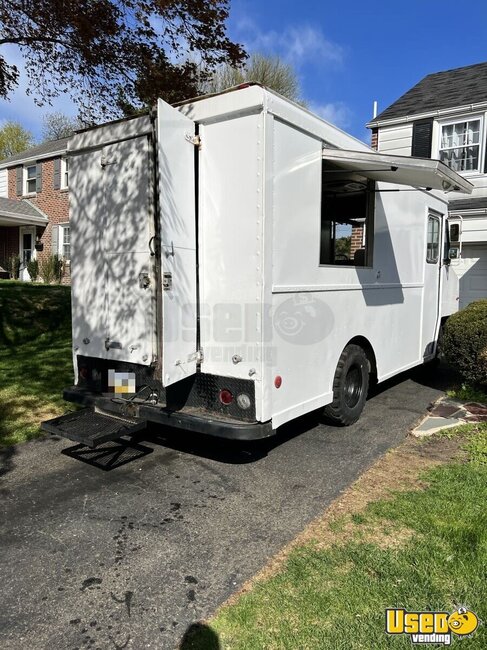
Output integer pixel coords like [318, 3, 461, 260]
[322, 148, 473, 195]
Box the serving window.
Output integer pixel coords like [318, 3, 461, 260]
[320, 164, 374, 267]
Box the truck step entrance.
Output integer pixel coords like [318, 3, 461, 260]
[41, 408, 146, 448]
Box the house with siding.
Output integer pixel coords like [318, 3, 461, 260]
[367, 61, 487, 308]
[0, 137, 70, 281]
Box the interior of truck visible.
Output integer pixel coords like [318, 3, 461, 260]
[320, 165, 374, 267]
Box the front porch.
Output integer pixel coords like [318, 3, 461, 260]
[0, 197, 48, 280]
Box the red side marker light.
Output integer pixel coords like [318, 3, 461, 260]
[274, 376, 282, 389]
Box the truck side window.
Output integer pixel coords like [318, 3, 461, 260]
[426, 214, 440, 264]
[320, 166, 374, 267]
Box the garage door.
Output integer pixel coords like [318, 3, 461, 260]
[459, 245, 487, 308]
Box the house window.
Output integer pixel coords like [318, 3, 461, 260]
[24, 164, 37, 194]
[61, 157, 69, 189]
[439, 118, 482, 172]
[426, 214, 440, 264]
[59, 224, 70, 260]
[320, 167, 374, 267]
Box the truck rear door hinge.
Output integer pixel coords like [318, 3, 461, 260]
[188, 349, 204, 364]
[185, 133, 202, 148]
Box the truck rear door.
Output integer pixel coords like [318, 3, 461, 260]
[104, 135, 155, 365]
[69, 120, 155, 367]
[157, 99, 198, 387]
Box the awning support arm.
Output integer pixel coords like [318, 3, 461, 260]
[323, 166, 398, 173]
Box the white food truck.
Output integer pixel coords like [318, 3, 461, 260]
[42, 84, 472, 447]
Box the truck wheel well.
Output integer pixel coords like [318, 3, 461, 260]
[346, 336, 377, 382]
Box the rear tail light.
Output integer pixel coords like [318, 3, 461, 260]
[219, 389, 233, 405]
[79, 366, 89, 380]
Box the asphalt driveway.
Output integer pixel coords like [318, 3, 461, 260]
[0, 366, 446, 650]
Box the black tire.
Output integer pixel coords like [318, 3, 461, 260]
[323, 344, 370, 426]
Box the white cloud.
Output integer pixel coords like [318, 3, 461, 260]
[308, 101, 352, 129]
[286, 26, 343, 65]
[232, 19, 350, 129]
[235, 19, 343, 67]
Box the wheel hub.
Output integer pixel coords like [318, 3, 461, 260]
[344, 364, 362, 408]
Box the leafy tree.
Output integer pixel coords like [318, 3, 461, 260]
[42, 112, 82, 141]
[0, 121, 34, 159]
[205, 53, 301, 102]
[0, 1, 245, 121]
[335, 236, 351, 258]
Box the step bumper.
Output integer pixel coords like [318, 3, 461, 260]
[57, 387, 274, 441]
[41, 407, 146, 448]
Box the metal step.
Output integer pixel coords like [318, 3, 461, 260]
[41, 408, 146, 448]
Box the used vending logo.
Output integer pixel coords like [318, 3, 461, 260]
[386, 607, 479, 645]
[108, 370, 136, 394]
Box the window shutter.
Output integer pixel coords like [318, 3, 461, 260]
[53, 158, 61, 190]
[51, 224, 59, 256]
[36, 162, 42, 192]
[411, 119, 433, 158]
[16, 166, 22, 196]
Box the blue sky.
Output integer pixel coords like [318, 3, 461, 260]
[2, 0, 487, 142]
[228, 0, 487, 141]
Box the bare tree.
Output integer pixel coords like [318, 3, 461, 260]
[204, 53, 301, 102]
[42, 112, 83, 141]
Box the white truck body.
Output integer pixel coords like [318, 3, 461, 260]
[47, 85, 471, 445]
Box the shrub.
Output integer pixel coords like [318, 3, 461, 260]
[7, 255, 20, 279]
[0, 258, 9, 277]
[26, 258, 39, 282]
[39, 254, 63, 284]
[441, 300, 487, 387]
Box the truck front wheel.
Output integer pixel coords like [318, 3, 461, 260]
[323, 344, 369, 426]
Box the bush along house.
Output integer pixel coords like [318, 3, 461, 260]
[367, 61, 487, 308]
[0, 137, 70, 282]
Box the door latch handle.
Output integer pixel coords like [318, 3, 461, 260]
[100, 155, 117, 167]
[165, 241, 175, 258]
[105, 338, 122, 350]
[163, 272, 172, 290]
[139, 272, 150, 289]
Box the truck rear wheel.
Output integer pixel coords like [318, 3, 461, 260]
[323, 344, 369, 426]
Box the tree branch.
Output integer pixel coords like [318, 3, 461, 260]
[0, 36, 70, 47]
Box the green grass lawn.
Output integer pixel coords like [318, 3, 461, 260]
[185, 424, 487, 650]
[0, 280, 73, 446]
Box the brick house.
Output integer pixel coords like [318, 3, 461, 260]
[367, 62, 487, 307]
[0, 137, 70, 281]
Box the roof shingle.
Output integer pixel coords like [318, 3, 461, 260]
[373, 61, 487, 123]
[0, 196, 48, 220]
[0, 137, 69, 167]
